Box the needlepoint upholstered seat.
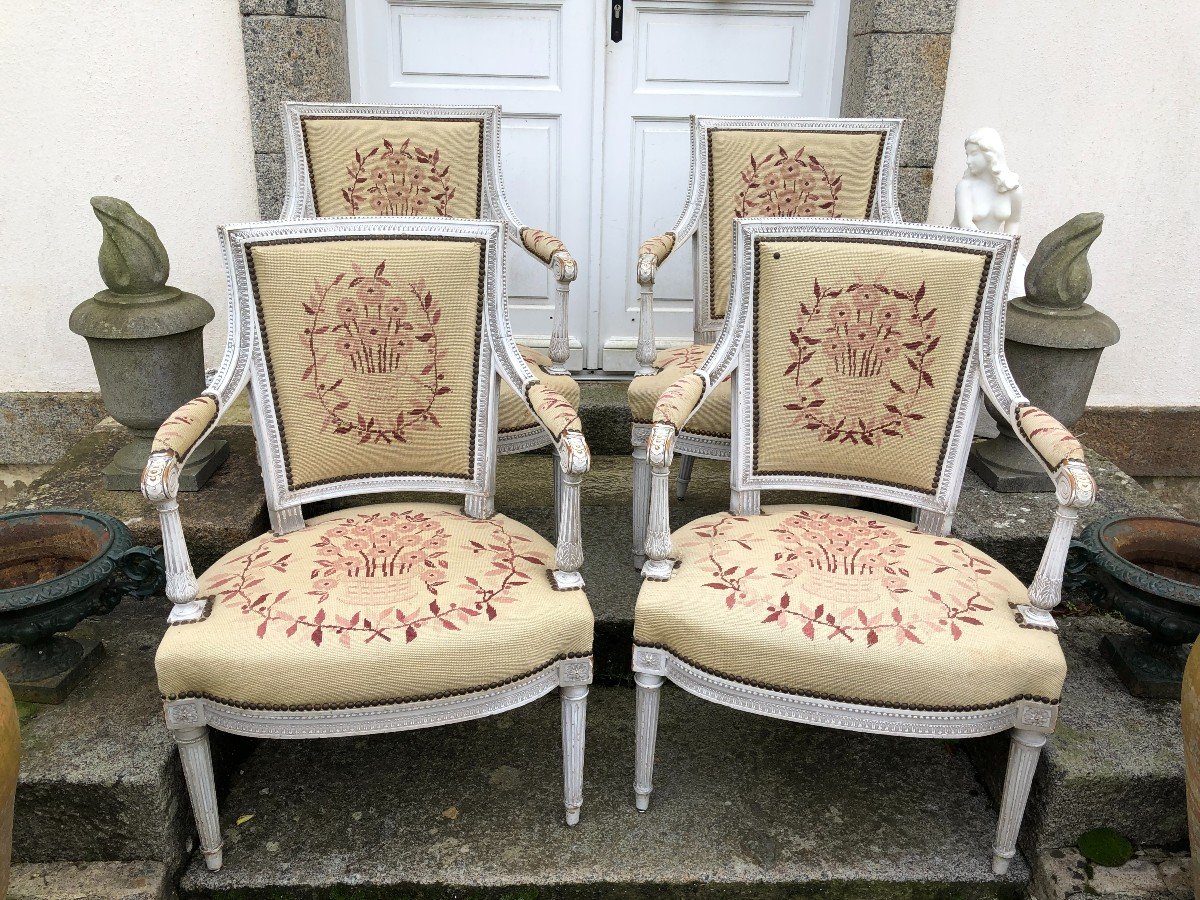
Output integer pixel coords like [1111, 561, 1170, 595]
[280, 102, 580, 455]
[631, 218, 1095, 876]
[628, 116, 904, 567]
[142, 219, 594, 872]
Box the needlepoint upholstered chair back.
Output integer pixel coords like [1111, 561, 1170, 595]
[222, 218, 534, 531]
[716, 220, 1016, 521]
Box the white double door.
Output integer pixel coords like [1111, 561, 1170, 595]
[347, 0, 850, 371]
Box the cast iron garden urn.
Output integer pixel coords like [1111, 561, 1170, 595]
[970, 212, 1119, 491]
[69, 197, 227, 490]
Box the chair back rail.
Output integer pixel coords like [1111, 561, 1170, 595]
[210, 217, 533, 532]
[701, 219, 1021, 523]
[680, 116, 903, 341]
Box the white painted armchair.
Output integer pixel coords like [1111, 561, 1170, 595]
[631, 218, 1094, 875]
[628, 115, 904, 567]
[279, 102, 580, 463]
[141, 218, 593, 871]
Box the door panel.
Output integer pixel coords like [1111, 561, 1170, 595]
[348, 0, 596, 368]
[598, 0, 849, 370]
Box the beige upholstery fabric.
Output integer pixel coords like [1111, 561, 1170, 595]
[157, 502, 593, 709]
[653, 374, 705, 431]
[498, 346, 580, 435]
[708, 128, 886, 320]
[628, 345, 731, 438]
[152, 395, 217, 459]
[248, 237, 484, 489]
[753, 238, 988, 493]
[635, 504, 1066, 710]
[640, 232, 676, 266]
[519, 228, 570, 265]
[1017, 405, 1085, 471]
[527, 383, 582, 439]
[300, 116, 483, 219]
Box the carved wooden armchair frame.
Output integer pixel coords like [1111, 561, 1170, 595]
[280, 102, 578, 457]
[632, 218, 1095, 875]
[141, 218, 592, 871]
[630, 115, 903, 567]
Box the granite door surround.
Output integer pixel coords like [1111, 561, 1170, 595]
[238, 0, 957, 221]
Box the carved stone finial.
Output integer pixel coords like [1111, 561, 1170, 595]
[91, 196, 170, 294]
[1022, 212, 1104, 310]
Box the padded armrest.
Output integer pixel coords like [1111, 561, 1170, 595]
[519, 227, 574, 267]
[151, 395, 218, 460]
[1015, 405, 1086, 472]
[638, 232, 677, 268]
[652, 372, 705, 432]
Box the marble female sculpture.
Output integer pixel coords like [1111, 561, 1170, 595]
[953, 128, 1027, 299]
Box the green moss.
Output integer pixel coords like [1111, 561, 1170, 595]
[1077, 827, 1134, 867]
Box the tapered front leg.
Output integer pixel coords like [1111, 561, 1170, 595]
[560, 684, 588, 825]
[634, 672, 664, 811]
[992, 728, 1047, 874]
[172, 724, 224, 871]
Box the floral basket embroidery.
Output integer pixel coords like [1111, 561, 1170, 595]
[341, 139, 455, 217]
[736, 146, 842, 219]
[783, 277, 938, 446]
[301, 264, 450, 445]
[203, 511, 549, 648]
[686, 511, 999, 647]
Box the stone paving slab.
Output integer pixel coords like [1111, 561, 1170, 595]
[1029, 846, 1192, 900]
[181, 684, 1026, 898]
[3, 423, 268, 575]
[9, 860, 170, 900]
[13, 600, 187, 866]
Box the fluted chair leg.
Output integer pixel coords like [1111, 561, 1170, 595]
[632, 444, 650, 569]
[991, 727, 1047, 875]
[172, 725, 224, 871]
[561, 685, 588, 825]
[634, 672, 664, 811]
[675, 454, 695, 501]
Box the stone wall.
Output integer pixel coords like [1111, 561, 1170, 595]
[842, 0, 957, 221]
[240, 0, 352, 218]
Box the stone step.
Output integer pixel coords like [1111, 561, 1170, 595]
[8, 860, 171, 900]
[180, 683, 1029, 898]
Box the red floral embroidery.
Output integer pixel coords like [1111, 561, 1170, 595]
[686, 511, 998, 647]
[783, 277, 938, 446]
[300, 264, 449, 445]
[736, 146, 842, 218]
[341, 139, 454, 216]
[203, 511, 549, 648]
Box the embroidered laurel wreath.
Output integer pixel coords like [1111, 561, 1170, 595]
[341, 139, 455, 216]
[784, 277, 938, 445]
[735, 146, 842, 218]
[205, 511, 548, 647]
[688, 511, 997, 647]
[301, 262, 449, 445]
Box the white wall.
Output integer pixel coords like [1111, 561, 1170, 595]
[0, 1, 260, 392]
[929, 0, 1200, 407]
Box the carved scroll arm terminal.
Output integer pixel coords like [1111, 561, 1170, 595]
[641, 372, 707, 581]
[525, 382, 590, 590]
[516, 227, 577, 372]
[141, 392, 223, 625]
[1008, 404, 1097, 611]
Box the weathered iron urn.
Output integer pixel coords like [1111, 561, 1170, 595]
[971, 212, 1120, 491]
[69, 197, 228, 490]
[1069, 516, 1200, 698]
[0, 509, 164, 702]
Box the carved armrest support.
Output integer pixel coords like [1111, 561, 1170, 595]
[1025, 429, 1097, 611]
[151, 394, 218, 461]
[523, 381, 589, 589]
[641, 423, 678, 581]
[141, 453, 206, 624]
[518, 228, 576, 371]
